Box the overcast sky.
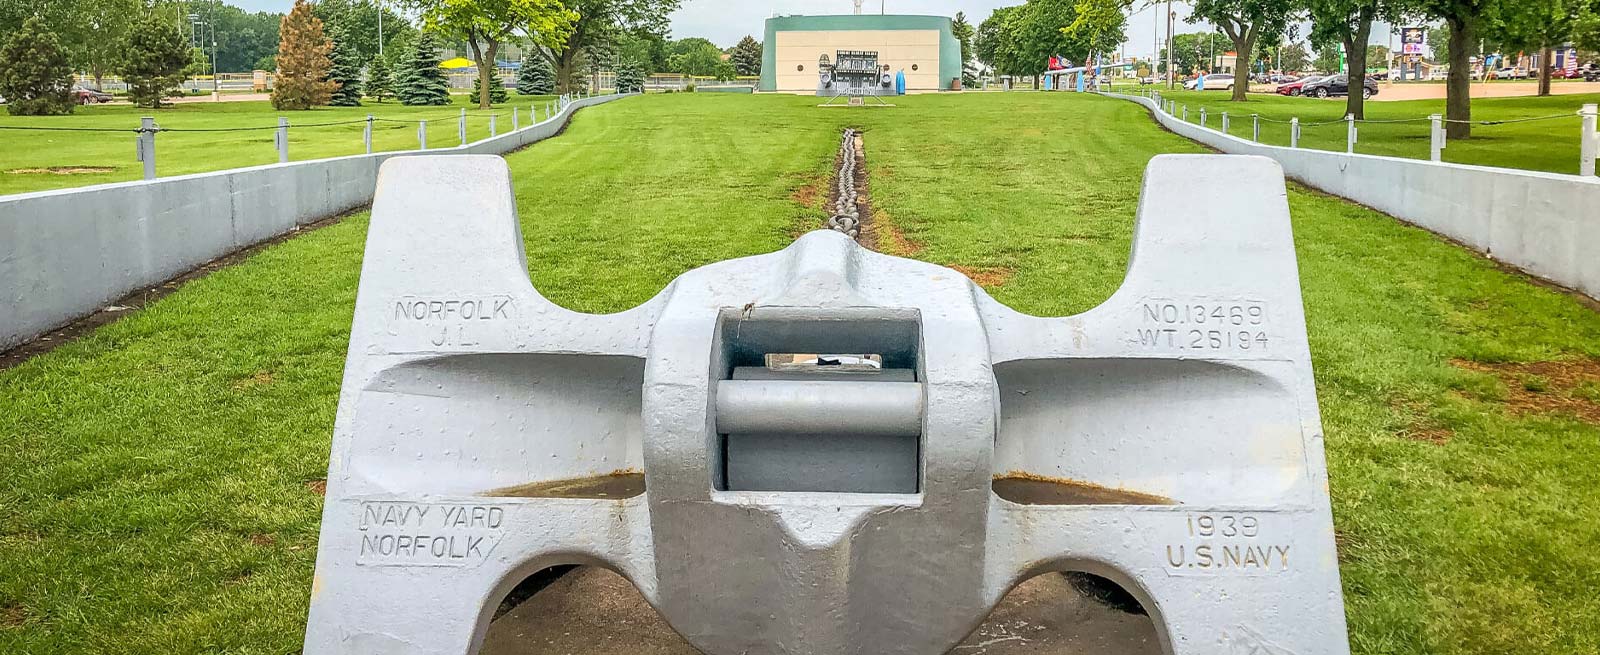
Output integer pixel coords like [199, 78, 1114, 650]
[229, 0, 1408, 60]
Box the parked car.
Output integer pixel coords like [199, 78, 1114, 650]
[72, 86, 113, 104]
[1427, 67, 1449, 81]
[1275, 75, 1324, 96]
[1493, 67, 1529, 79]
[1140, 76, 1156, 85]
[1301, 73, 1379, 99]
[1184, 73, 1238, 91]
[1583, 64, 1600, 82]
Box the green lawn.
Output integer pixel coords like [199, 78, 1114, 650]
[3, 92, 1599, 655]
[0, 94, 559, 196]
[1146, 89, 1600, 175]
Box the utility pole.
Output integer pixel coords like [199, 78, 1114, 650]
[377, 0, 384, 55]
[1165, 0, 1174, 88]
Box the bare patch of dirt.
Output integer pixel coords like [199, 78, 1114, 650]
[0, 209, 358, 371]
[232, 370, 275, 390]
[1452, 358, 1600, 424]
[790, 177, 823, 210]
[1, 603, 28, 628]
[248, 533, 276, 547]
[5, 166, 115, 175]
[305, 479, 327, 496]
[951, 265, 1016, 289]
[872, 208, 925, 256]
[1390, 399, 1455, 445]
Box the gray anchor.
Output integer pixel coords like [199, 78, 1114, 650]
[303, 154, 1348, 655]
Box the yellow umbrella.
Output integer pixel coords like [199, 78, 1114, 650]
[439, 57, 476, 69]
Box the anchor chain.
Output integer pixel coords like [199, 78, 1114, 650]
[827, 129, 862, 239]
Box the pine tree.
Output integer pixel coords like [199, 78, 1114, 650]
[614, 59, 644, 94]
[481, 68, 508, 103]
[397, 32, 450, 106]
[326, 25, 363, 106]
[0, 17, 75, 116]
[730, 36, 762, 77]
[365, 54, 394, 102]
[120, 13, 191, 109]
[517, 54, 555, 95]
[271, 0, 336, 110]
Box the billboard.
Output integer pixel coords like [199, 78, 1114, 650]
[1401, 26, 1426, 55]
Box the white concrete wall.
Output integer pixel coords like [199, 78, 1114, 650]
[1103, 91, 1600, 301]
[0, 93, 635, 350]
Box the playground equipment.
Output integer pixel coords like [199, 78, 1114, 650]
[303, 154, 1349, 655]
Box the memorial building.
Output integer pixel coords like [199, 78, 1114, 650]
[759, 14, 962, 94]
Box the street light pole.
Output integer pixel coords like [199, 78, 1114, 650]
[377, 0, 383, 56]
[1165, 0, 1174, 88]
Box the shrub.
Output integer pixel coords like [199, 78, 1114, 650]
[481, 70, 508, 104]
[327, 25, 363, 107]
[614, 59, 644, 94]
[121, 14, 191, 109]
[517, 55, 554, 95]
[396, 32, 450, 106]
[0, 17, 75, 116]
[365, 55, 394, 102]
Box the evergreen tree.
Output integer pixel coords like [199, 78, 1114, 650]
[0, 17, 75, 116]
[271, 0, 336, 110]
[730, 35, 762, 77]
[327, 24, 363, 106]
[480, 68, 508, 103]
[120, 13, 191, 109]
[397, 32, 450, 105]
[614, 58, 644, 93]
[365, 54, 394, 101]
[516, 54, 555, 94]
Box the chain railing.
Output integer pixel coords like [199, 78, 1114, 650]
[1134, 89, 1598, 176]
[3, 93, 600, 182]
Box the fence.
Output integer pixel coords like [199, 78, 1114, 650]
[0, 92, 635, 351]
[1107, 89, 1600, 301]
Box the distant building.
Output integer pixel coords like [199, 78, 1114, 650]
[760, 14, 961, 93]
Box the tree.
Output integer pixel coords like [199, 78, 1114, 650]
[121, 13, 191, 108]
[73, 0, 140, 89]
[1418, 0, 1503, 139]
[517, 52, 555, 93]
[396, 31, 450, 105]
[1493, 0, 1587, 96]
[272, 0, 336, 110]
[1311, 37, 1343, 72]
[614, 57, 644, 92]
[1188, 0, 1299, 101]
[730, 35, 762, 77]
[1160, 32, 1222, 75]
[952, 11, 977, 86]
[411, 0, 575, 110]
[327, 24, 364, 106]
[1306, 0, 1412, 119]
[366, 54, 395, 100]
[1061, 0, 1132, 71]
[0, 17, 75, 116]
[666, 38, 733, 78]
[534, 0, 681, 94]
[1279, 41, 1311, 70]
[480, 67, 509, 103]
[315, 0, 413, 64]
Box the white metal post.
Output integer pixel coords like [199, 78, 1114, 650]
[1221, 111, 1229, 134]
[1182, 105, 1188, 121]
[418, 120, 427, 150]
[513, 108, 519, 131]
[1581, 104, 1597, 176]
[458, 108, 467, 146]
[276, 117, 289, 163]
[364, 115, 373, 154]
[490, 114, 497, 137]
[1291, 117, 1300, 148]
[1346, 114, 1356, 154]
[1252, 114, 1260, 142]
[1200, 107, 1207, 128]
[137, 117, 156, 181]
[1429, 114, 1444, 162]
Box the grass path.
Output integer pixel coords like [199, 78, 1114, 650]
[1148, 89, 1600, 175]
[3, 93, 1599, 654]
